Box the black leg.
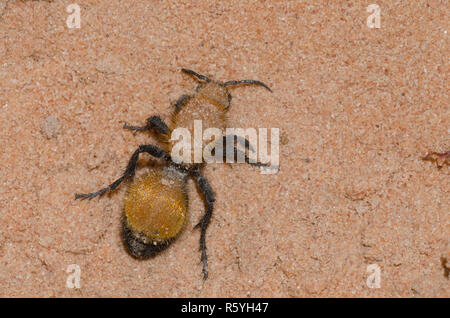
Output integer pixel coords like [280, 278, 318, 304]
[181, 68, 211, 82]
[75, 145, 170, 200]
[221, 135, 270, 167]
[224, 134, 255, 152]
[231, 148, 269, 167]
[191, 170, 215, 280]
[224, 79, 272, 92]
[123, 115, 170, 135]
[174, 94, 190, 111]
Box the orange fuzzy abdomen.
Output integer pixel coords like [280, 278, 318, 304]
[124, 169, 188, 241]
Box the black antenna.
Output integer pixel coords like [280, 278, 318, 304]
[224, 79, 272, 92]
[181, 68, 211, 82]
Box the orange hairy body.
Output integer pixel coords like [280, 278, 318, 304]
[124, 169, 188, 242]
[165, 82, 230, 156]
[75, 68, 272, 278]
[122, 80, 233, 259]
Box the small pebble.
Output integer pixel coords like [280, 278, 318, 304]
[41, 115, 61, 139]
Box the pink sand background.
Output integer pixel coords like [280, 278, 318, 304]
[0, 0, 448, 297]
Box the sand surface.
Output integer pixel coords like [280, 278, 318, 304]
[0, 0, 448, 297]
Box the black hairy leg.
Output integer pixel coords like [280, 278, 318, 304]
[190, 169, 215, 280]
[174, 94, 191, 111]
[221, 135, 270, 167]
[123, 115, 170, 136]
[75, 145, 170, 200]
